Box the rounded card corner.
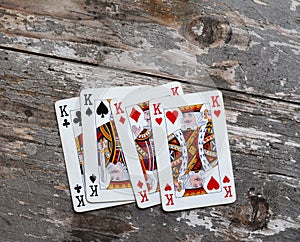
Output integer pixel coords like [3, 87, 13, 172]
[137, 203, 149, 209]
[215, 89, 223, 97]
[73, 206, 84, 213]
[54, 100, 62, 108]
[231, 194, 237, 204]
[162, 205, 173, 212]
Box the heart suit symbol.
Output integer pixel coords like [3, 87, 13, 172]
[223, 175, 230, 183]
[155, 117, 162, 125]
[164, 183, 172, 191]
[207, 176, 220, 191]
[166, 110, 178, 124]
[214, 110, 221, 117]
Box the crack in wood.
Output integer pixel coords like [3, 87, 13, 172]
[1, 45, 299, 106]
[0, 1, 299, 241]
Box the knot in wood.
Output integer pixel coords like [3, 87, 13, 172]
[186, 15, 232, 48]
[231, 187, 270, 231]
[24, 109, 33, 117]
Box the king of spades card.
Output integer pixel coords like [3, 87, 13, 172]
[96, 100, 132, 190]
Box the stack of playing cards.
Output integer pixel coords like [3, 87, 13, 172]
[55, 82, 236, 212]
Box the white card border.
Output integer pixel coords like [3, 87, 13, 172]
[80, 86, 147, 202]
[150, 90, 236, 211]
[111, 82, 184, 208]
[55, 97, 131, 212]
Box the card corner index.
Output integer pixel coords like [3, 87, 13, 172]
[55, 100, 73, 119]
[223, 182, 237, 203]
[207, 89, 223, 100]
[170, 81, 182, 88]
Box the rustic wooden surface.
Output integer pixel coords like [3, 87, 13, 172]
[0, 0, 299, 241]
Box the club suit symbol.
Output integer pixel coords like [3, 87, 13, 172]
[74, 184, 82, 193]
[62, 119, 70, 128]
[73, 111, 82, 126]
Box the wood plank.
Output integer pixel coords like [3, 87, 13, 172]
[1, 49, 299, 241]
[0, 0, 299, 102]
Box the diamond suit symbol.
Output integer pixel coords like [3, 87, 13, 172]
[130, 107, 141, 122]
[119, 116, 126, 124]
[137, 180, 143, 189]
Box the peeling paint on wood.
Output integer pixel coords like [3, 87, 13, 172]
[0, 0, 299, 241]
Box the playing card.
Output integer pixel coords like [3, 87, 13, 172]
[80, 86, 148, 203]
[150, 90, 236, 211]
[55, 97, 130, 212]
[110, 82, 184, 208]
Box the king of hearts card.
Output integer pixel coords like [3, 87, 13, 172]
[150, 90, 236, 211]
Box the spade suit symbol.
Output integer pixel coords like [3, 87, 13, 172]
[96, 101, 109, 118]
[90, 174, 96, 183]
[86, 107, 92, 116]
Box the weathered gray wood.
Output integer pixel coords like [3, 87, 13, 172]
[0, 0, 299, 102]
[1, 49, 299, 241]
[0, 0, 299, 241]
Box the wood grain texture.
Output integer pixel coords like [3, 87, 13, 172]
[0, 0, 299, 101]
[0, 0, 299, 241]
